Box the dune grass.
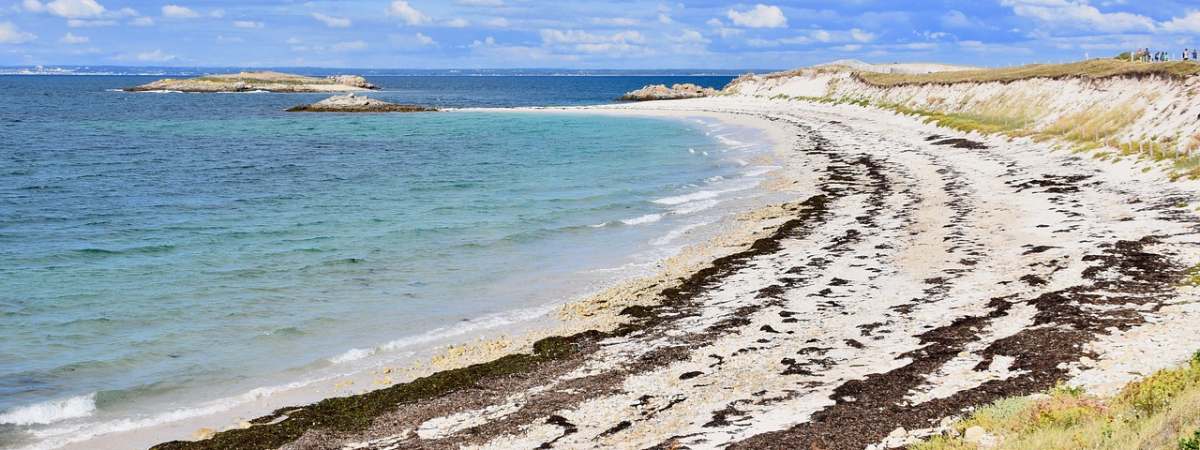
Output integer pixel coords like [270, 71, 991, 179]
[912, 351, 1200, 450]
[858, 59, 1200, 87]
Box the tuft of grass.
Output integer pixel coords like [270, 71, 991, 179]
[912, 351, 1200, 450]
[858, 59, 1200, 88]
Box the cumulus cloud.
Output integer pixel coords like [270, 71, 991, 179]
[540, 28, 646, 54]
[0, 21, 36, 43]
[311, 13, 351, 28]
[30, 0, 106, 18]
[470, 36, 496, 48]
[161, 4, 199, 18]
[415, 32, 435, 45]
[388, 1, 430, 25]
[60, 31, 88, 43]
[1161, 10, 1200, 33]
[232, 20, 263, 28]
[67, 19, 114, 27]
[592, 17, 638, 26]
[483, 17, 509, 27]
[726, 4, 787, 28]
[22, 0, 44, 12]
[129, 16, 154, 26]
[1000, 0, 1155, 33]
[332, 40, 367, 51]
[444, 17, 469, 27]
[135, 49, 175, 61]
[850, 28, 875, 43]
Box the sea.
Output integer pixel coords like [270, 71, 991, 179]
[0, 69, 780, 449]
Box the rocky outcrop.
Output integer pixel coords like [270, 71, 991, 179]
[619, 83, 718, 101]
[125, 71, 379, 93]
[285, 93, 435, 112]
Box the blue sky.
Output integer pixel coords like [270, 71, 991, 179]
[1, 0, 1199, 69]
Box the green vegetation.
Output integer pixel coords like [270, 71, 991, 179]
[912, 351, 1200, 450]
[857, 59, 1200, 88]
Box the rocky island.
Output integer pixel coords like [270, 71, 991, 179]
[286, 93, 436, 112]
[124, 71, 378, 93]
[619, 83, 719, 101]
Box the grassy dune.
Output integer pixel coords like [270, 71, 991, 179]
[913, 352, 1200, 450]
[857, 59, 1200, 87]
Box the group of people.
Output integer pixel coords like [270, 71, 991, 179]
[1131, 48, 1199, 62]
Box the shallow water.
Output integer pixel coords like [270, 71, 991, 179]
[0, 75, 778, 449]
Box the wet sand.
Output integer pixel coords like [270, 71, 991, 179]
[152, 97, 1200, 450]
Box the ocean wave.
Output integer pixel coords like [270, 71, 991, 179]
[0, 393, 96, 426]
[651, 221, 713, 246]
[741, 166, 779, 177]
[620, 214, 663, 225]
[329, 303, 558, 365]
[670, 199, 720, 215]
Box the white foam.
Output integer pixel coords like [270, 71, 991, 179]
[620, 213, 664, 225]
[652, 182, 755, 206]
[328, 347, 375, 364]
[670, 199, 720, 215]
[651, 221, 712, 246]
[0, 394, 96, 426]
[742, 166, 779, 177]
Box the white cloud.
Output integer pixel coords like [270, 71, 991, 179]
[135, 49, 175, 62]
[850, 28, 875, 43]
[483, 17, 509, 27]
[1161, 10, 1200, 33]
[1000, 0, 1155, 33]
[311, 13, 350, 28]
[388, 1, 430, 25]
[161, 4, 199, 18]
[540, 29, 647, 54]
[470, 36, 495, 48]
[0, 21, 36, 44]
[60, 31, 87, 43]
[67, 19, 114, 27]
[44, 0, 105, 18]
[414, 32, 435, 45]
[22, 0, 44, 13]
[129, 16, 154, 26]
[456, 0, 502, 5]
[444, 17, 468, 27]
[670, 29, 709, 44]
[592, 17, 638, 26]
[726, 4, 786, 28]
[332, 40, 367, 51]
[657, 13, 671, 24]
[209, 8, 224, 18]
[232, 20, 262, 28]
[941, 10, 973, 28]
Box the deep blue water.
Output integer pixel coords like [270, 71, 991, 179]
[0, 75, 771, 449]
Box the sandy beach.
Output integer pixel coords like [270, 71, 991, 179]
[137, 93, 1200, 449]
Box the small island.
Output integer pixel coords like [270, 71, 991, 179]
[124, 71, 378, 93]
[619, 83, 718, 101]
[285, 93, 436, 112]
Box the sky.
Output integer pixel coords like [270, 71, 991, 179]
[1, 0, 1199, 69]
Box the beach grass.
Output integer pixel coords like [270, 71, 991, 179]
[912, 351, 1200, 450]
[857, 59, 1200, 87]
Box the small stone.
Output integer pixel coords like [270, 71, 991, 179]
[192, 427, 216, 440]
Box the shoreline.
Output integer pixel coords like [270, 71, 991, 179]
[59, 95, 1200, 449]
[35, 108, 797, 450]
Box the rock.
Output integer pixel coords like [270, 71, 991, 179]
[963, 425, 999, 448]
[619, 83, 719, 101]
[286, 94, 436, 113]
[191, 427, 216, 440]
[326, 74, 376, 89]
[125, 71, 379, 93]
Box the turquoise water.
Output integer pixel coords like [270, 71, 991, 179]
[0, 76, 770, 448]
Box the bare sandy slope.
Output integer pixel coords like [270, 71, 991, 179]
[159, 97, 1200, 450]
